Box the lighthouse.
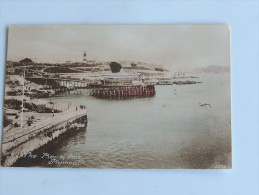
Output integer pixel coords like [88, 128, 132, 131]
[83, 50, 87, 63]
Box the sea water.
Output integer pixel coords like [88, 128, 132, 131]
[15, 75, 231, 169]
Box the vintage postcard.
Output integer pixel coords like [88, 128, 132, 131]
[1, 25, 231, 168]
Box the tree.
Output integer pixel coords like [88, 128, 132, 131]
[19, 58, 33, 64]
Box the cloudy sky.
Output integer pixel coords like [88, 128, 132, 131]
[7, 24, 230, 71]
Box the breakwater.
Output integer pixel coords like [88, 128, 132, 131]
[1, 109, 87, 167]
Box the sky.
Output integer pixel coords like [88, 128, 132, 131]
[6, 24, 230, 71]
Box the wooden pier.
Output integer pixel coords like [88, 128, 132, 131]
[89, 85, 156, 98]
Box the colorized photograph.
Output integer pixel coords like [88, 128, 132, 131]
[1, 25, 231, 168]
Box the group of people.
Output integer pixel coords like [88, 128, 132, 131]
[27, 115, 35, 126]
[79, 105, 86, 109]
[76, 105, 86, 111]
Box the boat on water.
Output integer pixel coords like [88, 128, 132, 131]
[173, 80, 202, 85]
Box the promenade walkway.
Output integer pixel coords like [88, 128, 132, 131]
[2, 106, 87, 144]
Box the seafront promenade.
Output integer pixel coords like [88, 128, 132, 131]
[2, 107, 86, 146]
[1, 98, 88, 166]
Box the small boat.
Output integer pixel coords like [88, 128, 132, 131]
[199, 103, 211, 107]
[173, 80, 197, 85]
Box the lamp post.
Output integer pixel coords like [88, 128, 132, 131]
[20, 65, 26, 129]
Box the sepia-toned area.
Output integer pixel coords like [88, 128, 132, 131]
[1, 25, 231, 168]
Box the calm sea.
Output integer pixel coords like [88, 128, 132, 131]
[15, 75, 231, 169]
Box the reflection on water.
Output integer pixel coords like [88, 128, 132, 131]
[15, 75, 231, 169]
